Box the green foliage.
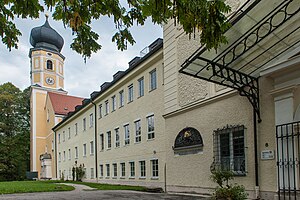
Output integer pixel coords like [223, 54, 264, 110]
[0, 181, 74, 194]
[211, 170, 247, 200]
[0, 82, 30, 181]
[75, 164, 85, 181]
[0, 0, 231, 60]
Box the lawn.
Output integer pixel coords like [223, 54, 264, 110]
[50, 180, 149, 192]
[0, 181, 74, 194]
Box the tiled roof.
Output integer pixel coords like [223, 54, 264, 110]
[48, 92, 84, 115]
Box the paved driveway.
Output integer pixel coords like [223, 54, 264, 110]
[0, 184, 208, 200]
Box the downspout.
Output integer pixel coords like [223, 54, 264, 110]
[91, 101, 98, 181]
[54, 130, 58, 179]
[253, 109, 259, 199]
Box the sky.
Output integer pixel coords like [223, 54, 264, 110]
[0, 12, 163, 98]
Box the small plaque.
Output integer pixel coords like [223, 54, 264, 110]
[261, 150, 274, 160]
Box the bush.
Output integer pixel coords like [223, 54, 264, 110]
[211, 170, 247, 200]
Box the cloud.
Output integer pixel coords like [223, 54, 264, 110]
[0, 13, 162, 98]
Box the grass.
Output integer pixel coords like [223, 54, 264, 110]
[0, 181, 74, 194]
[50, 180, 148, 192]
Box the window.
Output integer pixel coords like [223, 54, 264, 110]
[124, 124, 130, 145]
[139, 161, 146, 177]
[107, 131, 111, 149]
[68, 127, 71, 139]
[213, 125, 246, 175]
[83, 118, 86, 131]
[75, 147, 78, 159]
[89, 113, 93, 127]
[51, 140, 54, 151]
[59, 152, 61, 162]
[119, 90, 124, 107]
[129, 162, 135, 177]
[47, 109, 49, 122]
[90, 141, 94, 155]
[46, 60, 53, 70]
[105, 100, 109, 115]
[115, 128, 120, 148]
[106, 164, 110, 177]
[63, 131, 65, 142]
[149, 69, 157, 91]
[128, 84, 134, 103]
[112, 96, 116, 111]
[75, 123, 78, 135]
[83, 168, 87, 179]
[63, 151, 66, 161]
[120, 163, 125, 177]
[138, 77, 144, 97]
[83, 144, 87, 157]
[100, 134, 104, 151]
[135, 120, 141, 143]
[91, 168, 94, 179]
[58, 133, 61, 143]
[147, 115, 155, 139]
[113, 163, 117, 177]
[68, 149, 71, 160]
[99, 165, 103, 177]
[151, 159, 159, 178]
[99, 104, 102, 118]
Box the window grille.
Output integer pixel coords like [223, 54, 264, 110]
[212, 125, 246, 175]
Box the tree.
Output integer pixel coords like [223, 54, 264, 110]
[0, 82, 30, 181]
[0, 0, 231, 61]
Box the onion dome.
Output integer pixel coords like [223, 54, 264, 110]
[30, 15, 64, 52]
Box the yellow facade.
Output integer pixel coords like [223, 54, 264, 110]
[30, 47, 65, 178]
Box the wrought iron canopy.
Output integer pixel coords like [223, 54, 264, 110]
[180, 0, 300, 122]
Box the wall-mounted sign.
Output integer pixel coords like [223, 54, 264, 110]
[261, 150, 274, 160]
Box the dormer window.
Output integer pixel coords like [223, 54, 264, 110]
[47, 60, 53, 70]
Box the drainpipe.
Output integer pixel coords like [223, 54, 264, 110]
[253, 109, 259, 199]
[54, 130, 58, 179]
[91, 101, 98, 181]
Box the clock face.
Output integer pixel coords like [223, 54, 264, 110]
[45, 77, 55, 85]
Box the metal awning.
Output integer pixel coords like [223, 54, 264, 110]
[180, 0, 300, 122]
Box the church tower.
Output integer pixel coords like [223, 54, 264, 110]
[29, 15, 65, 178]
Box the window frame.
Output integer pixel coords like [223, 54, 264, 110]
[106, 164, 110, 177]
[147, 115, 155, 140]
[151, 159, 159, 178]
[90, 141, 94, 155]
[113, 163, 118, 178]
[124, 124, 130, 145]
[128, 84, 134, 103]
[89, 113, 93, 128]
[83, 143, 87, 157]
[119, 90, 124, 107]
[138, 77, 144, 97]
[68, 127, 71, 139]
[115, 128, 120, 148]
[99, 164, 104, 177]
[100, 134, 104, 151]
[149, 69, 157, 91]
[83, 118, 86, 131]
[135, 120, 141, 143]
[99, 104, 102, 118]
[112, 95, 116, 111]
[107, 131, 112, 149]
[75, 146, 78, 159]
[120, 162, 126, 178]
[213, 125, 246, 176]
[139, 160, 146, 178]
[129, 161, 135, 178]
